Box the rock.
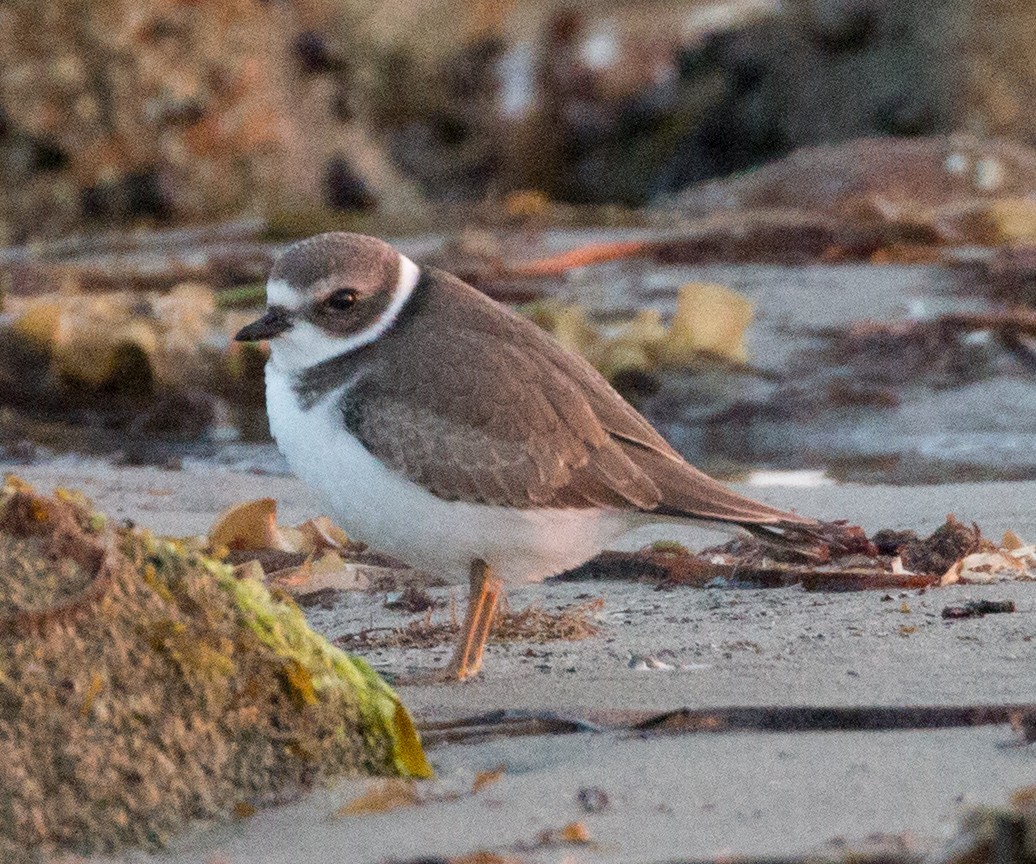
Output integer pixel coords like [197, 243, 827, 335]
[0, 479, 430, 862]
[678, 135, 1036, 217]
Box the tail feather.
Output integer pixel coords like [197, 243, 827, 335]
[624, 445, 816, 528]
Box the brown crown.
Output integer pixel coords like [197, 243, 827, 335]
[270, 232, 400, 294]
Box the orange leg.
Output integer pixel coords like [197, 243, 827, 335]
[443, 559, 502, 681]
[399, 559, 503, 684]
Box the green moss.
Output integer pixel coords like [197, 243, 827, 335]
[223, 570, 432, 778]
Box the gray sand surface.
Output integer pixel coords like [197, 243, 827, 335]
[12, 464, 1035, 863]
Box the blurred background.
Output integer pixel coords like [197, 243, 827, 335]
[0, 0, 1004, 233]
[2, 0, 1036, 485]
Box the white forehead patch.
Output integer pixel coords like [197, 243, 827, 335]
[265, 278, 303, 311]
[267, 253, 420, 374]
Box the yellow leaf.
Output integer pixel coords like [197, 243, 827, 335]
[297, 516, 350, 554]
[559, 822, 592, 843]
[597, 339, 652, 380]
[392, 701, 434, 779]
[658, 282, 753, 366]
[209, 498, 293, 552]
[281, 659, 318, 707]
[553, 304, 597, 358]
[626, 309, 667, 351]
[80, 671, 104, 718]
[278, 526, 306, 551]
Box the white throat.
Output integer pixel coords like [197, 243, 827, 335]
[267, 253, 421, 374]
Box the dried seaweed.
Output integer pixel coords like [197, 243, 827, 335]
[339, 598, 604, 650]
[558, 517, 1028, 590]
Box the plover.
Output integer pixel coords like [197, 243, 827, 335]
[235, 232, 814, 681]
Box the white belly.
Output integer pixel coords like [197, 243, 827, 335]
[265, 364, 639, 584]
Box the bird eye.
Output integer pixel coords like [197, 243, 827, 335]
[325, 289, 358, 311]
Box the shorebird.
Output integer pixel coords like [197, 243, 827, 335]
[235, 232, 814, 682]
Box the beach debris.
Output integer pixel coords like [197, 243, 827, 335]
[577, 787, 610, 814]
[1009, 715, 1036, 746]
[941, 529, 1036, 585]
[523, 281, 754, 386]
[678, 135, 1036, 218]
[386, 585, 442, 613]
[925, 804, 1033, 864]
[493, 596, 604, 642]
[416, 711, 603, 748]
[0, 478, 429, 861]
[558, 517, 1036, 591]
[527, 822, 593, 848]
[209, 499, 411, 600]
[429, 705, 1036, 745]
[335, 779, 420, 815]
[628, 653, 676, 671]
[267, 551, 371, 596]
[338, 598, 604, 650]
[902, 515, 983, 576]
[813, 309, 1036, 388]
[335, 765, 505, 817]
[941, 600, 1016, 619]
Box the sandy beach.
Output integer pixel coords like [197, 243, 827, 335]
[14, 462, 1034, 864]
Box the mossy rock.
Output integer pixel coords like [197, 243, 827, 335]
[0, 478, 430, 862]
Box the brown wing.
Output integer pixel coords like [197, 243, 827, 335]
[336, 267, 813, 527]
[340, 333, 661, 510]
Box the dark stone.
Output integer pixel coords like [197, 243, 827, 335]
[577, 787, 610, 813]
[81, 169, 170, 223]
[331, 83, 355, 123]
[806, 6, 879, 54]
